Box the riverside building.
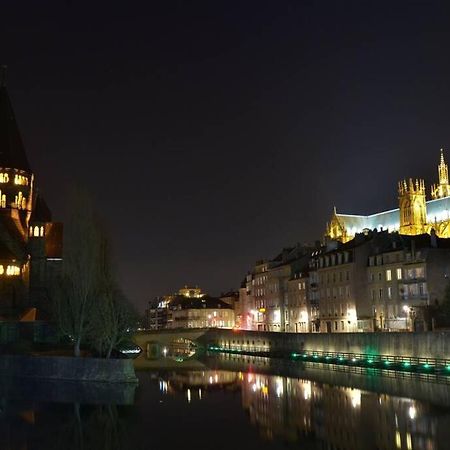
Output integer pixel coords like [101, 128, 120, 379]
[238, 153, 450, 333]
[147, 285, 234, 329]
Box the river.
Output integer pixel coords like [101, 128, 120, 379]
[1, 353, 450, 449]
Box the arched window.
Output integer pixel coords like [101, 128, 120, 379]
[16, 192, 23, 210]
[1, 194, 6, 208]
[40, 226, 44, 237]
[33, 226, 39, 237]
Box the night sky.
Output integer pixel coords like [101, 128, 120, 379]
[2, 1, 450, 311]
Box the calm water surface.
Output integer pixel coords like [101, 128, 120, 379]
[1, 355, 450, 449]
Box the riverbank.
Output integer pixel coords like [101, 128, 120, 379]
[0, 354, 138, 383]
[201, 329, 450, 360]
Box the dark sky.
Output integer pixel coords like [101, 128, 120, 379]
[2, 0, 450, 311]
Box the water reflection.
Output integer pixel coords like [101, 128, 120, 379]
[158, 368, 450, 449]
[2, 364, 450, 450]
[0, 403, 133, 450]
[0, 379, 136, 450]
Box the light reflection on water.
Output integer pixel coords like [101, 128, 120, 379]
[2, 359, 450, 450]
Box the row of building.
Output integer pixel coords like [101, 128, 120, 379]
[148, 152, 450, 333]
[238, 230, 450, 333]
[147, 285, 236, 330]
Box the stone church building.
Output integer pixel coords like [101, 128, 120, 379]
[327, 150, 450, 242]
[0, 70, 62, 318]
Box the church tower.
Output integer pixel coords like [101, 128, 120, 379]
[0, 66, 63, 317]
[431, 149, 450, 199]
[398, 178, 427, 235]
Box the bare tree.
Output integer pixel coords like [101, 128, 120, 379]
[52, 187, 136, 358]
[52, 188, 102, 357]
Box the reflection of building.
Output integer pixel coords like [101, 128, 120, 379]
[158, 370, 239, 402]
[0, 69, 63, 317]
[147, 285, 234, 329]
[239, 371, 445, 449]
[326, 151, 450, 243]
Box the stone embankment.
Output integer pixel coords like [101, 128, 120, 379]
[202, 329, 450, 360]
[0, 355, 138, 383]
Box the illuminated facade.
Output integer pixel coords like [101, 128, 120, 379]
[0, 70, 62, 316]
[147, 285, 234, 329]
[326, 150, 450, 242]
[240, 246, 319, 333]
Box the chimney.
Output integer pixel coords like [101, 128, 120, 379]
[430, 228, 438, 248]
[411, 240, 416, 260]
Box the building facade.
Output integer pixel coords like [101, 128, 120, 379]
[147, 285, 235, 329]
[0, 70, 62, 317]
[239, 229, 450, 333]
[326, 150, 450, 243]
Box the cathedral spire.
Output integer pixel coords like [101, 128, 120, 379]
[439, 148, 448, 185]
[432, 148, 450, 199]
[0, 70, 31, 172]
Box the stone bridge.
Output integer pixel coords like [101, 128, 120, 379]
[134, 328, 211, 351]
[132, 328, 215, 370]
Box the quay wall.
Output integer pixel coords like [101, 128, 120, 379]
[201, 329, 450, 360]
[0, 355, 138, 383]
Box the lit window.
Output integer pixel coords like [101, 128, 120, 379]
[0, 265, 4, 275]
[40, 226, 44, 237]
[1, 194, 5, 208]
[15, 192, 24, 209]
[33, 226, 39, 237]
[6, 265, 20, 276]
[386, 269, 392, 281]
[396, 268, 402, 280]
[0, 173, 9, 183]
[387, 287, 392, 299]
[14, 175, 28, 186]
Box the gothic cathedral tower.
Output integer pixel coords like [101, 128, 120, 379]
[431, 149, 450, 199]
[398, 178, 427, 235]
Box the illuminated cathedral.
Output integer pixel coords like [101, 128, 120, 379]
[326, 150, 450, 243]
[0, 68, 62, 317]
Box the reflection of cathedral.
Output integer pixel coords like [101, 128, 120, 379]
[327, 151, 450, 243]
